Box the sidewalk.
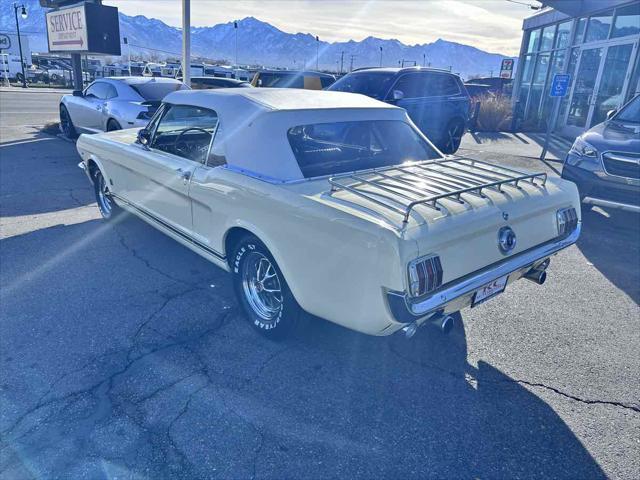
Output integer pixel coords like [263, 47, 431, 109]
[460, 131, 574, 162]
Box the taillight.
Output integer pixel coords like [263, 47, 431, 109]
[408, 255, 443, 297]
[556, 207, 578, 238]
[136, 109, 154, 120]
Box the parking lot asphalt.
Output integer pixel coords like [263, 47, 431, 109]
[1, 89, 639, 479]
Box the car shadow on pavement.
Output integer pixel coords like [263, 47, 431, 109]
[0, 130, 93, 217]
[0, 215, 607, 478]
[577, 207, 640, 304]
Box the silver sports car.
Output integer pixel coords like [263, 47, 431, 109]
[60, 77, 188, 137]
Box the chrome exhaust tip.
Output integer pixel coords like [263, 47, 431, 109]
[402, 322, 418, 339]
[524, 268, 547, 285]
[438, 315, 454, 334]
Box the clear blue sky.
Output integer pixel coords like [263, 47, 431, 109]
[108, 0, 541, 55]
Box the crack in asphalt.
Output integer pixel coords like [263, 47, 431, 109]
[388, 342, 640, 414]
[113, 226, 205, 289]
[0, 296, 234, 443]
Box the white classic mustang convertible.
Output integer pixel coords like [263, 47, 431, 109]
[77, 88, 581, 339]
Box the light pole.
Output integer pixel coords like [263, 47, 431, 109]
[182, 0, 190, 86]
[340, 51, 344, 75]
[13, 3, 27, 88]
[234, 21, 238, 66]
[379, 46, 383, 67]
[423, 53, 426, 67]
[315, 35, 319, 70]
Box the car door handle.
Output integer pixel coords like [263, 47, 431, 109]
[176, 168, 191, 181]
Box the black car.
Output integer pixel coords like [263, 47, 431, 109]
[328, 67, 471, 154]
[562, 94, 640, 213]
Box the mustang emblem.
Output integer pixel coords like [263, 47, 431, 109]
[498, 226, 517, 254]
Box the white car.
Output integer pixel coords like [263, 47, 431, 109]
[60, 77, 188, 138]
[76, 89, 581, 340]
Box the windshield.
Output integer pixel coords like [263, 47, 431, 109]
[257, 72, 303, 88]
[614, 95, 640, 123]
[328, 72, 396, 100]
[287, 120, 441, 178]
[129, 81, 188, 101]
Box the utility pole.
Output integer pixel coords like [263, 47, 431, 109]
[315, 35, 319, 70]
[234, 21, 238, 66]
[182, 0, 191, 86]
[423, 53, 426, 67]
[13, 3, 27, 88]
[349, 54, 356, 72]
[379, 46, 383, 67]
[340, 51, 344, 75]
[124, 37, 131, 75]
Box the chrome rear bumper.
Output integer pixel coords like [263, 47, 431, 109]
[583, 197, 640, 214]
[386, 224, 581, 323]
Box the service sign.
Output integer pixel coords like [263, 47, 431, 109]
[46, 5, 88, 52]
[500, 58, 514, 79]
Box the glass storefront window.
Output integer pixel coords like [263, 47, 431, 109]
[520, 55, 534, 83]
[541, 50, 568, 122]
[574, 17, 587, 44]
[612, 4, 640, 38]
[585, 10, 614, 43]
[527, 29, 541, 53]
[540, 25, 556, 51]
[555, 20, 573, 49]
[559, 48, 580, 119]
[526, 53, 551, 121]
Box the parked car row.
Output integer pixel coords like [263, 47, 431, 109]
[62, 67, 472, 156]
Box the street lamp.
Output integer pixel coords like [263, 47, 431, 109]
[13, 3, 27, 88]
[379, 46, 383, 67]
[234, 21, 238, 66]
[315, 35, 319, 70]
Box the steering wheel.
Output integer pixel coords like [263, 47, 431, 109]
[173, 127, 211, 158]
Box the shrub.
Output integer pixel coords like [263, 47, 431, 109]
[473, 94, 513, 132]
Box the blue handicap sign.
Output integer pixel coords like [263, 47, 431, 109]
[550, 74, 571, 97]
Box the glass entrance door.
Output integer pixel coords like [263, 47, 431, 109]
[564, 40, 638, 130]
[566, 47, 603, 128]
[591, 43, 637, 125]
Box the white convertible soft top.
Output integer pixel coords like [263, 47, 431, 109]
[162, 88, 409, 181]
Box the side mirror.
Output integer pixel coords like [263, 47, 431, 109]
[137, 129, 151, 147]
[606, 109, 617, 120]
[392, 90, 405, 101]
[73, 90, 83, 97]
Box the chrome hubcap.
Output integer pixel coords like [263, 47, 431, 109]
[97, 174, 112, 217]
[241, 252, 283, 322]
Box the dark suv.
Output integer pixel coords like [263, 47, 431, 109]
[562, 94, 640, 213]
[328, 67, 471, 153]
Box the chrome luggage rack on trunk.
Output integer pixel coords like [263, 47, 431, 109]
[328, 157, 547, 226]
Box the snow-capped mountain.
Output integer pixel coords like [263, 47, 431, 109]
[1, 0, 511, 78]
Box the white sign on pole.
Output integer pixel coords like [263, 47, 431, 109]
[46, 6, 88, 52]
[500, 58, 514, 79]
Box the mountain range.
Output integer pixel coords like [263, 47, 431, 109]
[1, 0, 512, 79]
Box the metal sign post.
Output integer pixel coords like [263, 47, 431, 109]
[540, 73, 571, 161]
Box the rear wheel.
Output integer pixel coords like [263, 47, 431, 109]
[93, 168, 120, 220]
[106, 119, 122, 132]
[60, 105, 77, 139]
[231, 235, 300, 340]
[440, 119, 465, 154]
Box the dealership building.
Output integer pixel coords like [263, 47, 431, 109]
[511, 0, 640, 137]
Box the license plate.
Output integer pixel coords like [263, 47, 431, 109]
[472, 275, 508, 307]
